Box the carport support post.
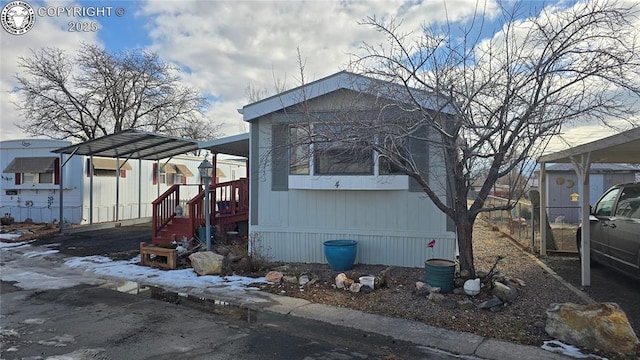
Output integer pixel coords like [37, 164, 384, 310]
[540, 163, 547, 256]
[571, 153, 591, 287]
[59, 153, 64, 232]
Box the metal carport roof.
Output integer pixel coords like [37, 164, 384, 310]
[538, 126, 640, 164]
[199, 132, 249, 158]
[537, 126, 640, 287]
[51, 129, 200, 160]
[49, 130, 200, 231]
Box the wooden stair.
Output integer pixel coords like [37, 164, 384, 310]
[154, 216, 194, 245]
[151, 179, 249, 246]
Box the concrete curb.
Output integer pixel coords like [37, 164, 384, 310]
[253, 292, 573, 360]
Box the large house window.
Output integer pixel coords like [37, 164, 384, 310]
[289, 124, 374, 176]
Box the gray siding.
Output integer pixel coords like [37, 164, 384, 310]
[250, 105, 456, 267]
[546, 171, 637, 223]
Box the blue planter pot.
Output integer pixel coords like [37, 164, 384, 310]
[323, 240, 357, 271]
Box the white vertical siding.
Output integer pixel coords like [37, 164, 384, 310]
[1, 141, 217, 225]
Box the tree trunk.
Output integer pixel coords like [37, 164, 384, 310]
[456, 215, 475, 278]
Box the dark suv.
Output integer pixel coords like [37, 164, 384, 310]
[577, 182, 640, 279]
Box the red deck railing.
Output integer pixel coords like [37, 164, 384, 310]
[151, 184, 181, 240]
[154, 178, 249, 243]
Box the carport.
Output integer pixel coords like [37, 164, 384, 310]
[538, 126, 640, 286]
[51, 129, 199, 230]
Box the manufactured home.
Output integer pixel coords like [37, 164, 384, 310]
[0, 138, 245, 227]
[537, 163, 640, 224]
[234, 71, 457, 267]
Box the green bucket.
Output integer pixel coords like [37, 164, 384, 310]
[424, 259, 456, 293]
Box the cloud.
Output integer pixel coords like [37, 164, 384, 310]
[11, 0, 635, 153]
[0, 0, 100, 141]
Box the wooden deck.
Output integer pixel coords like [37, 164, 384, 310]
[151, 178, 248, 245]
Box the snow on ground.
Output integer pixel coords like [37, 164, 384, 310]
[1, 240, 266, 293]
[64, 255, 266, 291]
[542, 340, 608, 359]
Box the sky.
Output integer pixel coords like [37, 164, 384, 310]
[0, 0, 638, 154]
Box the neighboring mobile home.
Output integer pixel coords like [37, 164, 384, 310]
[537, 163, 640, 224]
[1, 139, 242, 225]
[240, 71, 457, 267]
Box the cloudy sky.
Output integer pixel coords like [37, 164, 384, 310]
[0, 0, 637, 153]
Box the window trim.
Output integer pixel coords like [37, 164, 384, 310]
[285, 123, 411, 190]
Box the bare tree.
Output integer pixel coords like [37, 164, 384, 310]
[282, 0, 640, 276]
[13, 43, 218, 142]
[354, 0, 640, 275]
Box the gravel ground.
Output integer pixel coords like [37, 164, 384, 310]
[256, 219, 639, 360]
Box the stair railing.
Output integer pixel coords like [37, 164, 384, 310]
[152, 184, 180, 240]
[187, 184, 205, 237]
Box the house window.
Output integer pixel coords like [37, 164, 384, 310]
[290, 125, 310, 175]
[39, 172, 54, 183]
[89, 158, 131, 177]
[314, 143, 373, 175]
[3, 157, 59, 185]
[20, 172, 54, 184]
[289, 124, 374, 176]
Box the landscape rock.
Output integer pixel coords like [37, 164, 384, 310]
[298, 274, 310, 287]
[428, 292, 445, 303]
[476, 270, 487, 280]
[188, 251, 224, 275]
[375, 267, 391, 289]
[265, 271, 283, 283]
[545, 302, 639, 355]
[463, 278, 481, 296]
[458, 299, 475, 310]
[359, 285, 373, 294]
[477, 296, 503, 309]
[414, 281, 441, 297]
[492, 281, 518, 303]
[458, 269, 471, 280]
[349, 283, 363, 293]
[440, 299, 458, 308]
[283, 275, 298, 284]
[335, 273, 348, 289]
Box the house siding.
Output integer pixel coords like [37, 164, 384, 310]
[1, 140, 226, 225]
[249, 96, 456, 267]
[544, 165, 639, 224]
